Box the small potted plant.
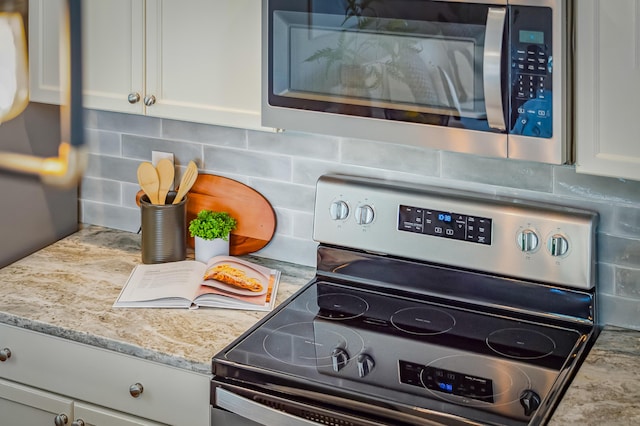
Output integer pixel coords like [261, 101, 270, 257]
[188, 210, 237, 262]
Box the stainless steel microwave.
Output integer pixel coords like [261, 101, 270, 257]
[262, 0, 572, 164]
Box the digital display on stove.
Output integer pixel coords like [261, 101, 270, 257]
[398, 205, 492, 245]
[399, 361, 494, 403]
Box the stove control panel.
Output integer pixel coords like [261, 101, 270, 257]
[399, 205, 493, 245]
[399, 361, 494, 403]
[314, 174, 598, 290]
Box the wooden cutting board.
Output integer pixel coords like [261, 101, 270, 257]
[137, 174, 276, 255]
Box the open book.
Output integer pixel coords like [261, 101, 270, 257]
[114, 256, 281, 311]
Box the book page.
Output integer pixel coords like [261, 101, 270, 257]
[194, 256, 281, 310]
[115, 261, 205, 304]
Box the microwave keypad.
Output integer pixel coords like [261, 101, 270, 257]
[514, 48, 548, 101]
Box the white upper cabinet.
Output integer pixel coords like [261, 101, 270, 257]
[82, 0, 145, 115]
[143, 0, 264, 130]
[575, 0, 640, 181]
[28, 0, 64, 104]
[29, 0, 267, 131]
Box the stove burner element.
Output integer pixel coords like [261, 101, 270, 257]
[414, 354, 533, 408]
[263, 321, 365, 368]
[263, 322, 318, 367]
[486, 328, 557, 360]
[316, 292, 369, 320]
[391, 307, 456, 335]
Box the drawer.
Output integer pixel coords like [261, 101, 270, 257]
[0, 323, 209, 426]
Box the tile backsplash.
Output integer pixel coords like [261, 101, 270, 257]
[81, 109, 640, 330]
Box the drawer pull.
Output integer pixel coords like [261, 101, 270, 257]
[72, 419, 85, 426]
[0, 347, 11, 361]
[54, 413, 68, 425]
[129, 382, 144, 398]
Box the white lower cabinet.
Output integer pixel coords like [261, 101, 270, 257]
[0, 323, 210, 426]
[0, 378, 73, 426]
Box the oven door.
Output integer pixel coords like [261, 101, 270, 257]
[211, 380, 485, 426]
[263, 0, 569, 164]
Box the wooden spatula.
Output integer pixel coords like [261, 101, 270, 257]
[156, 158, 175, 205]
[137, 162, 160, 204]
[173, 161, 198, 204]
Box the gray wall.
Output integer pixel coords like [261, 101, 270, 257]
[80, 109, 640, 330]
[0, 103, 78, 268]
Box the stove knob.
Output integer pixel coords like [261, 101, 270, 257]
[331, 348, 349, 372]
[517, 229, 539, 252]
[548, 234, 569, 257]
[330, 201, 349, 220]
[519, 389, 541, 416]
[355, 204, 374, 225]
[356, 354, 375, 378]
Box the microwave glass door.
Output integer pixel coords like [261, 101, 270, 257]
[269, 0, 503, 133]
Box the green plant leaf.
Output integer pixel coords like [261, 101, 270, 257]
[188, 210, 237, 241]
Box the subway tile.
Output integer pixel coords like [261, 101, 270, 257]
[273, 208, 294, 236]
[616, 266, 640, 300]
[248, 129, 339, 161]
[84, 129, 121, 156]
[254, 235, 318, 267]
[442, 152, 553, 192]
[122, 134, 202, 165]
[597, 234, 640, 268]
[555, 166, 640, 204]
[94, 110, 162, 137]
[83, 109, 98, 129]
[292, 211, 315, 240]
[248, 179, 316, 212]
[84, 154, 141, 184]
[79, 177, 121, 205]
[609, 204, 640, 239]
[598, 293, 640, 330]
[202, 146, 291, 181]
[292, 159, 353, 186]
[123, 182, 144, 209]
[162, 119, 247, 148]
[597, 262, 616, 295]
[80, 201, 140, 233]
[342, 138, 440, 176]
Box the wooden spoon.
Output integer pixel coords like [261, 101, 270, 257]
[172, 161, 198, 204]
[156, 158, 175, 205]
[137, 162, 160, 204]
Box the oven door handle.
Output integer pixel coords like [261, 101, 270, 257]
[215, 387, 322, 426]
[483, 7, 507, 132]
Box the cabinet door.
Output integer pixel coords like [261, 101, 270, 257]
[145, 0, 266, 130]
[82, 0, 145, 114]
[575, 0, 640, 180]
[0, 378, 73, 426]
[73, 402, 165, 426]
[28, 0, 64, 104]
[0, 323, 210, 426]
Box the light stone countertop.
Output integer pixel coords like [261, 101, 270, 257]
[0, 225, 315, 375]
[549, 326, 640, 425]
[1, 225, 639, 424]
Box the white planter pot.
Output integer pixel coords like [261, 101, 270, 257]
[194, 236, 230, 263]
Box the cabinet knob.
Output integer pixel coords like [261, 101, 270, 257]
[72, 420, 85, 426]
[129, 382, 144, 398]
[143, 95, 156, 106]
[127, 92, 141, 104]
[0, 347, 11, 362]
[54, 413, 69, 426]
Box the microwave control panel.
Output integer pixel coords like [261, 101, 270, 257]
[509, 6, 553, 138]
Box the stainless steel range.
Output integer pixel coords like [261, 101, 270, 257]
[211, 174, 599, 426]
